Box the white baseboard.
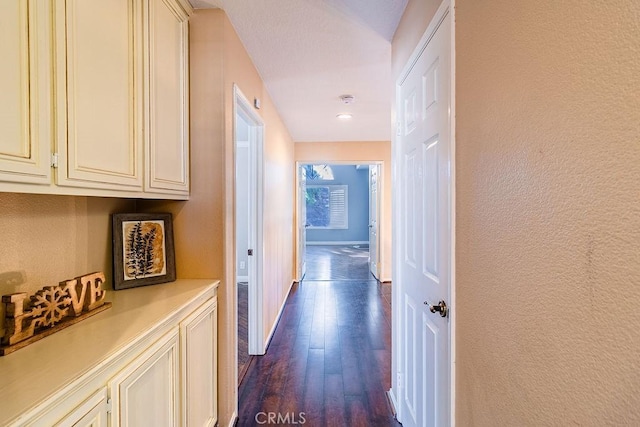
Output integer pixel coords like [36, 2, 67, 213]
[228, 411, 237, 427]
[387, 388, 399, 416]
[236, 275, 249, 283]
[306, 240, 369, 246]
[263, 280, 295, 350]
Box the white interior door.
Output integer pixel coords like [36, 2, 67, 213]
[234, 85, 264, 356]
[297, 165, 307, 280]
[369, 164, 380, 279]
[397, 5, 451, 427]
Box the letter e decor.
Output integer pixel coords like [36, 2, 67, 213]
[0, 272, 112, 356]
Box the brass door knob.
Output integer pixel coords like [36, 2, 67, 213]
[424, 300, 448, 318]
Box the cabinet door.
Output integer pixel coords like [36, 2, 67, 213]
[180, 298, 218, 426]
[54, 388, 108, 427]
[54, 0, 144, 191]
[110, 329, 180, 427]
[0, 0, 52, 184]
[145, 0, 190, 196]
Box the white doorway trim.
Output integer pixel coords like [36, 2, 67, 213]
[450, 0, 457, 423]
[233, 84, 266, 357]
[295, 162, 307, 282]
[295, 161, 384, 282]
[390, 0, 456, 424]
[368, 163, 382, 281]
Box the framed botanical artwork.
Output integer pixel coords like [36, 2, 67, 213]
[112, 213, 176, 290]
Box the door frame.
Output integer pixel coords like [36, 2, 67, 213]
[368, 164, 382, 280]
[233, 85, 265, 357]
[390, 0, 456, 424]
[295, 162, 307, 282]
[295, 161, 384, 281]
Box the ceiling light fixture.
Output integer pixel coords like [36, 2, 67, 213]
[339, 94, 356, 104]
[336, 113, 353, 120]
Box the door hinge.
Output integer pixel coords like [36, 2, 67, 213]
[396, 122, 402, 136]
[51, 153, 59, 169]
[106, 397, 112, 413]
[397, 372, 402, 389]
[248, 249, 253, 256]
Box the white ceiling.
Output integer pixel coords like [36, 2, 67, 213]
[189, 0, 408, 142]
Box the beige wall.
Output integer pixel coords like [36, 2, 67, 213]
[295, 141, 392, 281]
[223, 13, 296, 353]
[455, 1, 640, 424]
[394, 0, 640, 425]
[140, 9, 296, 425]
[391, 0, 441, 80]
[0, 194, 135, 330]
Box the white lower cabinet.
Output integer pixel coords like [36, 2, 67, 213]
[110, 330, 180, 427]
[0, 280, 218, 427]
[180, 299, 218, 427]
[55, 388, 108, 427]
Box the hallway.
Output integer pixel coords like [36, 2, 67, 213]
[238, 246, 398, 426]
[304, 245, 372, 281]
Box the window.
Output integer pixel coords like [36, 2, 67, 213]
[303, 164, 334, 180]
[305, 185, 348, 229]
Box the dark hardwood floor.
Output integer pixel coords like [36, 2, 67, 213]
[238, 245, 399, 426]
[304, 245, 372, 281]
[238, 282, 250, 383]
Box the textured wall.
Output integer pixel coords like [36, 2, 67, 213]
[455, 1, 640, 425]
[140, 10, 296, 425]
[295, 141, 392, 281]
[139, 11, 225, 280]
[223, 9, 296, 363]
[0, 194, 135, 331]
[391, 0, 441, 80]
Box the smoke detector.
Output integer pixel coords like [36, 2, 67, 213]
[339, 94, 355, 104]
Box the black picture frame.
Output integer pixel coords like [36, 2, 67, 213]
[112, 213, 176, 290]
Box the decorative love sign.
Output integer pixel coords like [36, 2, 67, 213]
[1, 272, 112, 356]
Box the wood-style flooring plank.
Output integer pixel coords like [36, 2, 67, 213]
[339, 324, 367, 397]
[303, 348, 325, 425]
[324, 373, 347, 427]
[345, 395, 370, 427]
[277, 333, 310, 416]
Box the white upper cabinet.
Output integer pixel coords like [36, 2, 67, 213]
[55, 0, 144, 191]
[0, 0, 52, 185]
[145, 0, 190, 196]
[0, 0, 191, 199]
